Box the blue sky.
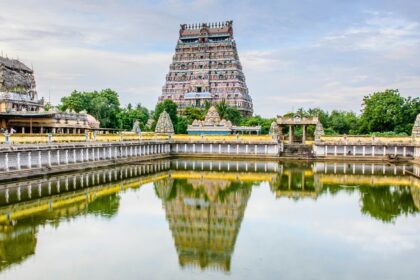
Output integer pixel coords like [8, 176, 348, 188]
[1, 0, 419, 117]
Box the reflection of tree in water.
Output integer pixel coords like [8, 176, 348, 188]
[87, 193, 120, 218]
[0, 223, 37, 272]
[155, 176, 253, 272]
[360, 186, 419, 223]
[0, 189, 122, 272]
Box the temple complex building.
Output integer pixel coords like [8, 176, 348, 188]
[187, 106, 260, 135]
[160, 21, 253, 117]
[0, 56, 100, 133]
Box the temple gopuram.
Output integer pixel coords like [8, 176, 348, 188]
[160, 21, 253, 117]
[0, 56, 100, 133]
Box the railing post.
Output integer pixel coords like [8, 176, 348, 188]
[28, 152, 32, 169]
[5, 153, 9, 171]
[5, 133, 10, 145]
[48, 133, 53, 144]
[17, 152, 21, 170]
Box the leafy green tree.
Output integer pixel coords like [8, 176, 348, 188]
[329, 110, 359, 134]
[224, 106, 242, 125]
[60, 89, 121, 128]
[240, 115, 274, 134]
[216, 99, 229, 119]
[117, 103, 149, 131]
[184, 107, 205, 121]
[359, 89, 406, 134]
[176, 116, 189, 134]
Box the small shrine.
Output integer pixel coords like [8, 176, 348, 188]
[187, 106, 232, 135]
[155, 111, 174, 134]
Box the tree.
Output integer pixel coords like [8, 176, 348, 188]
[359, 89, 406, 134]
[59, 89, 121, 128]
[184, 107, 205, 122]
[224, 107, 242, 125]
[329, 110, 358, 134]
[117, 103, 149, 131]
[240, 115, 274, 134]
[176, 116, 189, 134]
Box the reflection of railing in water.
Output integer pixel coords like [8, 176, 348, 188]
[0, 160, 171, 216]
[0, 159, 419, 273]
[171, 159, 279, 173]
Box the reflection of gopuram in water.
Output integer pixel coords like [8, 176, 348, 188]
[155, 161, 272, 272]
[0, 160, 170, 271]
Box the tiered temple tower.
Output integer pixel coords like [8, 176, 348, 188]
[160, 21, 253, 117]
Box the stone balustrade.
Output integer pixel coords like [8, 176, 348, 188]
[0, 141, 171, 174]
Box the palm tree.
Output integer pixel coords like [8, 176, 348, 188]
[216, 99, 228, 119]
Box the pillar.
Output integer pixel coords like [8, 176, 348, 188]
[65, 150, 69, 164]
[334, 146, 337, 156]
[27, 152, 32, 169]
[80, 149, 84, 162]
[5, 153, 9, 171]
[48, 151, 52, 167]
[302, 125, 306, 144]
[38, 151, 42, 168]
[57, 150, 60, 165]
[362, 146, 366, 156]
[289, 125, 294, 143]
[73, 149, 77, 163]
[403, 146, 407, 157]
[17, 152, 21, 170]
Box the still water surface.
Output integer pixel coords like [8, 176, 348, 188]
[0, 159, 419, 279]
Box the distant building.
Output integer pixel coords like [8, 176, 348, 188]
[187, 106, 260, 135]
[0, 56, 100, 133]
[160, 21, 253, 117]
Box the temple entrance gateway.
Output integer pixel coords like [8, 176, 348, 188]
[276, 116, 322, 144]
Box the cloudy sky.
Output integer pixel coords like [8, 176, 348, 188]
[1, 0, 419, 117]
